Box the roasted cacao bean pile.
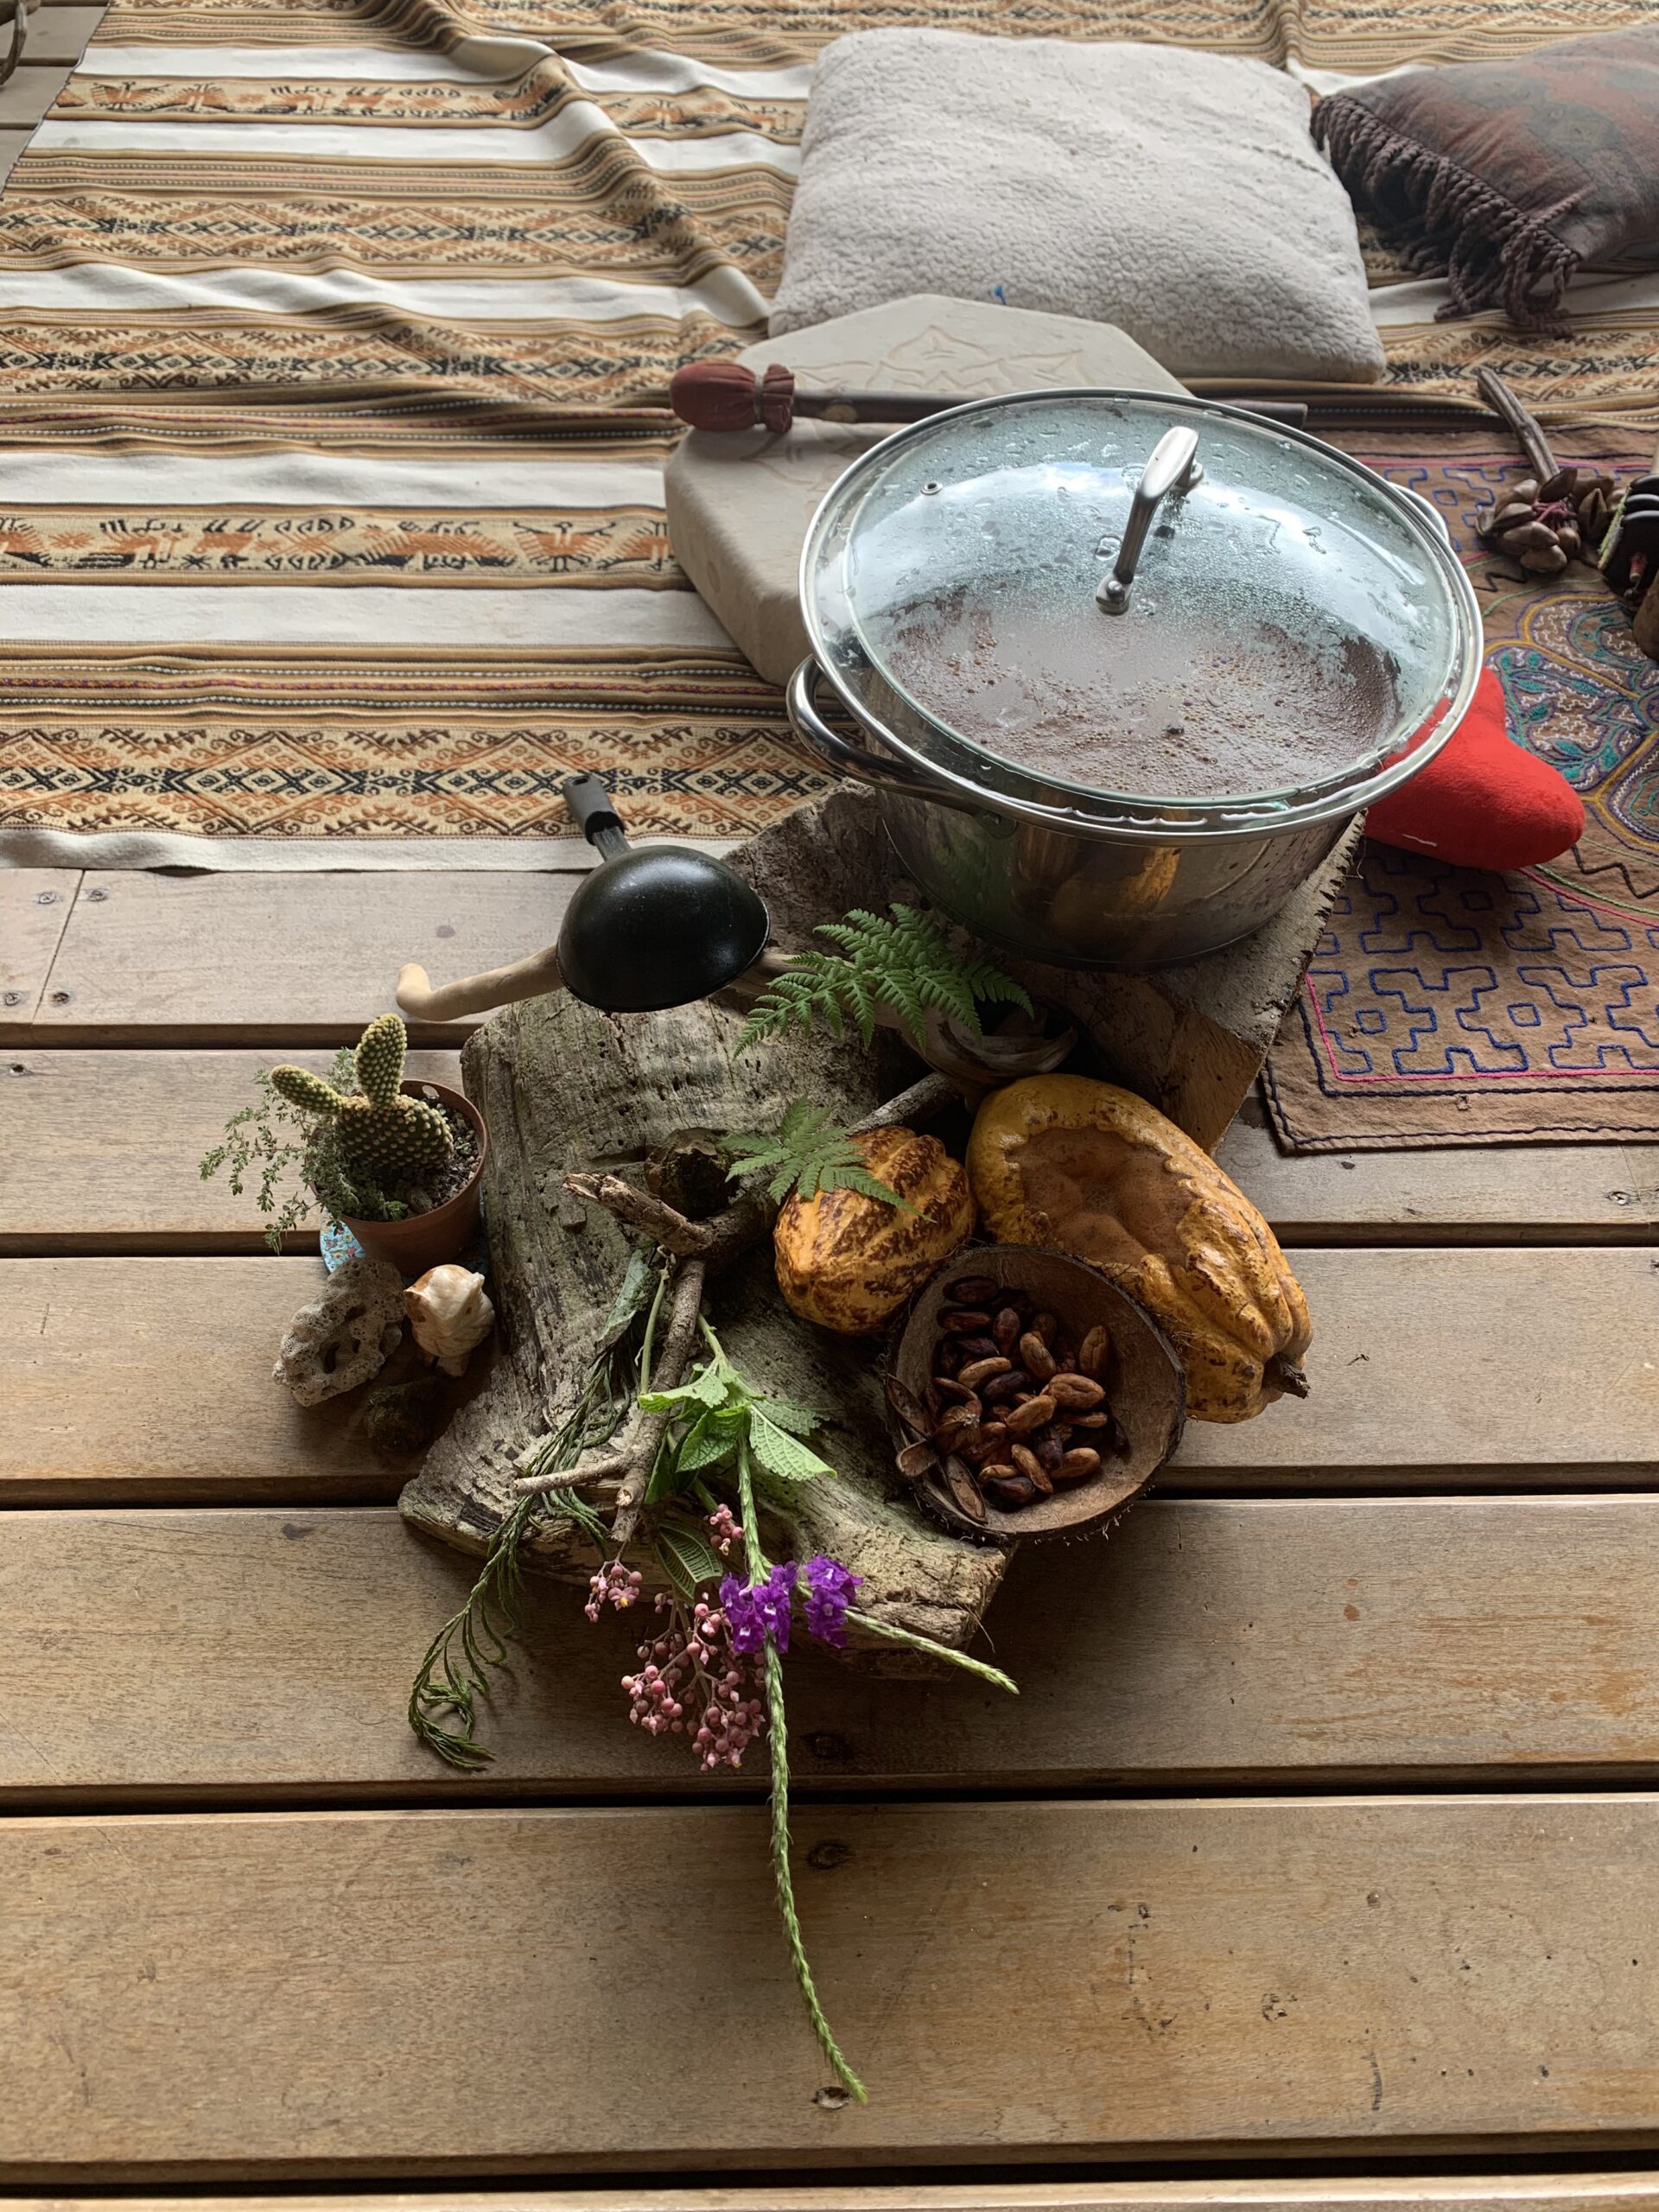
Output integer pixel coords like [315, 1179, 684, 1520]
[892, 1272, 1130, 1523]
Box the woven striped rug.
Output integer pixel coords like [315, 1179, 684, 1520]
[0, 0, 1657, 867]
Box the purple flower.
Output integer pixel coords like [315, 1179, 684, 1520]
[801, 1554, 861, 1649]
[719, 1561, 798, 1654]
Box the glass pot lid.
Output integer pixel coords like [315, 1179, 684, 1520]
[801, 391, 1480, 815]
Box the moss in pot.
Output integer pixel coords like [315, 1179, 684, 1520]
[200, 1013, 487, 1271]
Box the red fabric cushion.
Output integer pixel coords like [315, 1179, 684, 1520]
[1365, 668, 1584, 871]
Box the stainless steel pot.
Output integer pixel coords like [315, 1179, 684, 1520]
[789, 390, 1483, 968]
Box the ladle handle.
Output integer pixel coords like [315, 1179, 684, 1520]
[1097, 424, 1201, 615]
[562, 771, 630, 861]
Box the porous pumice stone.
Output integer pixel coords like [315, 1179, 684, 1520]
[273, 1252, 406, 1406]
[664, 294, 1185, 687]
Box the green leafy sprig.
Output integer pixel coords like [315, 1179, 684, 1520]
[737, 903, 1032, 1055]
[642, 1316, 834, 1507]
[721, 1098, 909, 1212]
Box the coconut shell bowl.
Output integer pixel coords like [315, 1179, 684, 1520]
[887, 1245, 1185, 1543]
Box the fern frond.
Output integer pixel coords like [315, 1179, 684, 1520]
[735, 902, 1032, 1056]
[721, 1098, 907, 1211]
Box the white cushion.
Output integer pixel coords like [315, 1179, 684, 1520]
[769, 29, 1385, 384]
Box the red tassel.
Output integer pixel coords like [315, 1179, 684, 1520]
[670, 359, 798, 434]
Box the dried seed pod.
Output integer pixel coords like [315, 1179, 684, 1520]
[1005, 1392, 1058, 1434]
[1020, 1331, 1058, 1382]
[939, 1308, 992, 1335]
[992, 1306, 1023, 1353]
[983, 1472, 1037, 1510]
[1077, 1325, 1111, 1379]
[1049, 1373, 1105, 1410]
[959, 1355, 1012, 1390]
[886, 1372, 931, 1439]
[897, 1439, 939, 1483]
[924, 1380, 944, 1421]
[944, 1274, 997, 1306]
[1053, 1446, 1102, 1484]
[981, 1368, 1033, 1405]
[1033, 1429, 1065, 1471]
[936, 1454, 987, 1525]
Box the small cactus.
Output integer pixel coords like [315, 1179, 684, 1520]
[270, 1014, 452, 1197]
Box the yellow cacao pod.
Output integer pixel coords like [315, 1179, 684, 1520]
[966, 1074, 1311, 1421]
[773, 1126, 975, 1336]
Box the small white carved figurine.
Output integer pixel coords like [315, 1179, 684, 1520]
[404, 1263, 495, 1377]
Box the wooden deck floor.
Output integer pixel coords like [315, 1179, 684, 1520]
[4, 858, 1659, 2202]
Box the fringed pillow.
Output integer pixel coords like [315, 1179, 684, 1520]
[1313, 27, 1659, 331]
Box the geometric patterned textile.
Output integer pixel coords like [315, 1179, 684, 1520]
[1263, 428, 1659, 1147]
[0, 0, 1657, 865]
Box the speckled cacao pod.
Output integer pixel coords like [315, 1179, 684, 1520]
[772, 1126, 975, 1336]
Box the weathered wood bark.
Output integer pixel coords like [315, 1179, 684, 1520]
[397, 931, 1007, 1649]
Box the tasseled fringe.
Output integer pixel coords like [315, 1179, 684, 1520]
[1313, 98, 1579, 334]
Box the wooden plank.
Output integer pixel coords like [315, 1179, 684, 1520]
[33, 872, 585, 1046]
[5, 1795, 1659, 2175]
[7, 1496, 1659, 1800]
[0, 870, 78, 1028]
[1173, 1246, 1659, 1489]
[16, 2188, 1659, 2212]
[0, 1258, 410, 1504]
[4, 1249, 1656, 1502]
[0, 1050, 461, 1253]
[1217, 1108, 1659, 1245]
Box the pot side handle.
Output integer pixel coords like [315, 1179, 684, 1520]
[786, 658, 997, 823]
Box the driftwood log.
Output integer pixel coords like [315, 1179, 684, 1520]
[399, 791, 1355, 1648]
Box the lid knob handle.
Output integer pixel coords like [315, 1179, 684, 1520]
[1097, 425, 1202, 614]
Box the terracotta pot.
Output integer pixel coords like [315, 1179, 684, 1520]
[334, 1079, 489, 1277]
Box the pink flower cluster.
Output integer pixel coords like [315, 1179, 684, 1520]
[583, 1558, 643, 1622]
[707, 1503, 741, 1556]
[620, 1592, 766, 1769]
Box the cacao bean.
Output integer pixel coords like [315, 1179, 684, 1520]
[885, 1373, 931, 1439]
[896, 1439, 939, 1482]
[953, 1334, 1001, 1362]
[944, 1274, 996, 1306]
[1068, 1408, 1109, 1427]
[1077, 1325, 1111, 1378]
[1053, 1446, 1102, 1484]
[1052, 1335, 1078, 1373]
[1048, 1373, 1104, 1410]
[935, 1339, 962, 1378]
[939, 1308, 991, 1335]
[958, 1355, 1012, 1389]
[962, 1421, 1007, 1462]
[1031, 1310, 1058, 1343]
[932, 1375, 978, 1407]
[991, 1306, 1022, 1353]
[1104, 1411, 1131, 1458]
[977, 1460, 1017, 1483]
[1026, 1460, 1054, 1497]
[1004, 1392, 1057, 1434]
[1010, 1442, 1045, 1484]
[924, 1381, 944, 1421]
[934, 1403, 980, 1451]
[1019, 1331, 1058, 1382]
[980, 1369, 1032, 1405]
[1033, 1429, 1065, 1471]
[983, 1472, 1037, 1510]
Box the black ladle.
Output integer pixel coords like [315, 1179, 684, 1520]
[395, 772, 772, 1023]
